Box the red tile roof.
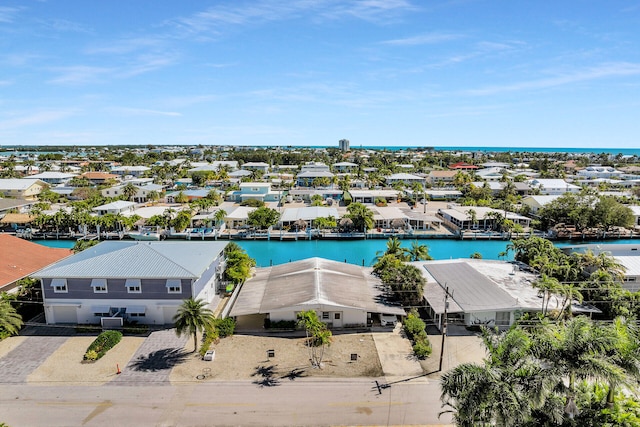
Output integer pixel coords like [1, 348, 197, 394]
[0, 235, 72, 291]
[448, 161, 479, 170]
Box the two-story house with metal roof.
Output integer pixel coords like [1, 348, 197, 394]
[33, 241, 228, 327]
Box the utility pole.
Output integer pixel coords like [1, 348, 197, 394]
[438, 286, 449, 372]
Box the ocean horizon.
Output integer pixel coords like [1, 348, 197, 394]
[2, 145, 639, 156]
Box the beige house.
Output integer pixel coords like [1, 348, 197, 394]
[0, 179, 47, 200]
[229, 258, 404, 329]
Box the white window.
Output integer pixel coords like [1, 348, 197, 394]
[51, 278, 67, 293]
[92, 306, 110, 317]
[91, 278, 108, 294]
[126, 278, 142, 293]
[166, 279, 182, 294]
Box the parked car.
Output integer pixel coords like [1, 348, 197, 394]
[380, 314, 397, 327]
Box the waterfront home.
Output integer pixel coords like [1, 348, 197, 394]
[228, 257, 405, 329]
[520, 195, 562, 214]
[413, 259, 595, 330]
[528, 178, 580, 195]
[0, 198, 35, 217]
[92, 200, 137, 216]
[371, 206, 410, 230]
[101, 183, 164, 203]
[278, 206, 339, 229]
[227, 182, 280, 203]
[631, 206, 640, 228]
[437, 205, 531, 232]
[33, 241, 228, 326]
[223, 206, 258, 229]
[560, 244, 640, 292]
[0, 179, 46, 200]
[0, 235, 71, 293]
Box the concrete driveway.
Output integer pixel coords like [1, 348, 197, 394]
[371, 324, 424, 379]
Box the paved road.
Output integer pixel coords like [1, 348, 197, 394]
[1, 378, 452, 426]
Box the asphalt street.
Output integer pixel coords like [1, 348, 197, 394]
[1, 378, 453, 426]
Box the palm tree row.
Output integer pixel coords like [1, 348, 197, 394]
[440, 316, 640, 426]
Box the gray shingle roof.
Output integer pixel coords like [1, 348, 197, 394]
[33, 241, 227, 279]
[230, 257, 404, 316]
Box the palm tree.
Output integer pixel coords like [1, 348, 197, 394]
[440, 326, 560, 426]
[122, 182, 137, 202]
[531, 316, 621, 415]
[376, 237, 405, 261]
[404, 240, 432, 261]
[297, 310, 332, 368]
[173, 298, 215, 353]
[213, 209, 227, 229]
[0, 299, 23, 336]
[532, 274, 561, 316]
[345, 202, 374, 232]
[604, 317, 640, 408]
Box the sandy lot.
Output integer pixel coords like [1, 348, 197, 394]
[28, 336, 145, 386]
[170, 333, 383, 384]
[0, 336, 26, 358]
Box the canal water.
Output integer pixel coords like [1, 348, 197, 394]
[33, 238, 640, 267]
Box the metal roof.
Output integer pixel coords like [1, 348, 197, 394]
[422, 261, 518, 312]
[230, 257, 405, 316]
[33, 241, 227, 279]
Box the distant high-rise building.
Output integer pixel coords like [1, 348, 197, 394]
[338, 139, 350, 152]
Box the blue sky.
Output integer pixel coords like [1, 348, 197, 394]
[1, 1, 639, 148]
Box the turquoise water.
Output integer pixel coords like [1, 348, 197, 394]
[33, 238, 640, 267]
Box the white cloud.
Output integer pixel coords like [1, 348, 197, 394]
[47, 66, 113, 85]
[466, 62, 640, 96]
[0, 110, 75, 130]
[0, 6, 21, 24]
[381, 32, 463, 46]
[109, 107, 182, 117]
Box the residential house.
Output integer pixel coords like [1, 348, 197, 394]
[448, 161, 478, 170]
[349, 189, 400, 204]
[92, 201, 137, 216]
[241, 162, 270, 173]
[428, 170, 457, 187]
[385, 173, 426, 187]
[0, 179, 47, 200]
[278, 207, 340, 229]
[0, 235, 71, 292]
[28, 172, 76, 185]
[101, 183, 164, 203]
[296, 171, 335, 188]
[110, 165, 151, 177]
[227, 182, 280, 203]
[528, 178, 580, 195]
[576, 166, 624, 180]
[228, 257, 405, 329]
[81, 172, 120, 185]
[300, 162, 330, 173]
[33, 241, 228, 326]
[520, 195, 562, 214]
[332, 162, 358, 173]
[413, 259, 596, 330]
[437, 205, 531, 231]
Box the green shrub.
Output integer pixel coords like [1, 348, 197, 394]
[403, 311, 432, 359]
[266, 320, 297, 329]
[214, 318, 235, 338]
[403, 312, 426, 341]
[198, 318, 236, 357]
[84, 330, 122, 361]
[412, 338, 432, 358]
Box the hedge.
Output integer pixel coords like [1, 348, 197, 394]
[403, 312, 432, 359]
[199, 318, 236, 357]
[84, 330, 122, 361]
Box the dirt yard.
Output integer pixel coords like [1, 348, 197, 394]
[169, 333, 383, 384]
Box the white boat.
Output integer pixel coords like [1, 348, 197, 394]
[128, 226, 162, 241]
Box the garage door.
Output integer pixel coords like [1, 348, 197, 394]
[163, 306, 178, 325]
[53, 306, 78, 324]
